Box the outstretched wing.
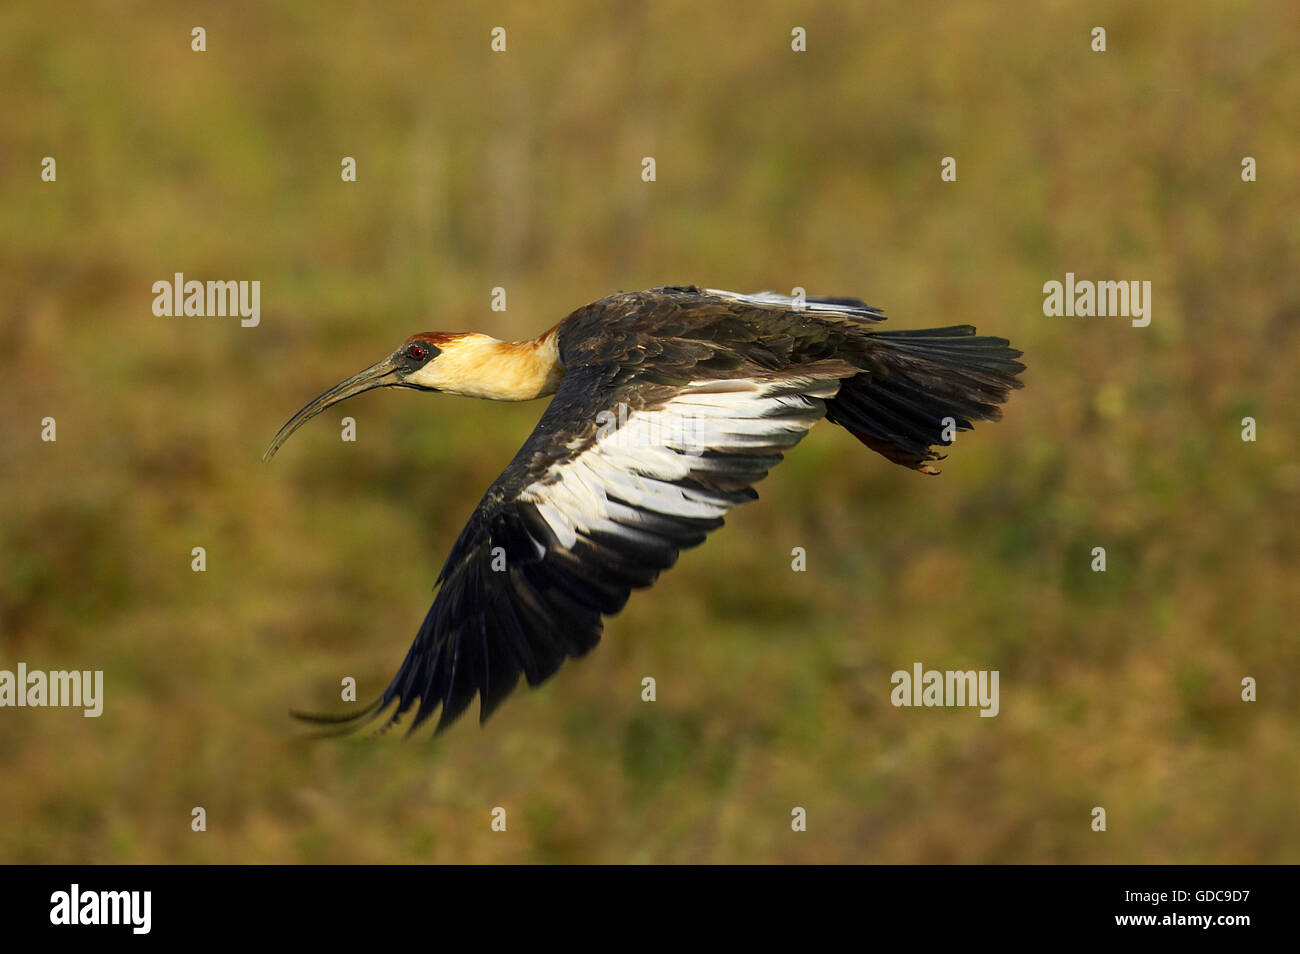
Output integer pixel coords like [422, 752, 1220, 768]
[303, 358, 851, 737]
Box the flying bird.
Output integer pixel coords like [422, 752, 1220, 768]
[264, 286, 1025, 736]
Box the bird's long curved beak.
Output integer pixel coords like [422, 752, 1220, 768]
[262, 355, 402, 461]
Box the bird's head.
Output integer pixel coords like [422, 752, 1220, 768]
[262, 330, 561, 461]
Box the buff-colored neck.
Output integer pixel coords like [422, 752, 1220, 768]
[407, 328, 563, 401]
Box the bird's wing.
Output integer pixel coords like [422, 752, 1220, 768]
[304, 358, 851, 737]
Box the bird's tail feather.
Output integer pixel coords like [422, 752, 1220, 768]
[826, 325, 1025, 473]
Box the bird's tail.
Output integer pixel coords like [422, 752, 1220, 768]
[825, 325, 1025, 473]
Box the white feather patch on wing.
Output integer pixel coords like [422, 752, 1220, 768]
[518, 377, 841, 550]
[704, 287, 884, 321]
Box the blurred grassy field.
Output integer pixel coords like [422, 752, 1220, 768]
[1, 0, 1298, 863]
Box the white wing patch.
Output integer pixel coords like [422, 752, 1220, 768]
[520, 377, 840, 551]
[704, 287, 885, 321]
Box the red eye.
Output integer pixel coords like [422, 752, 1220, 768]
[407, 344, 427, 360]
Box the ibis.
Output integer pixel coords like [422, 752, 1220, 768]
[264, 286, 1025, 736]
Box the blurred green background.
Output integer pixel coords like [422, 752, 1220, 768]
[2, 0, 1297, 863]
